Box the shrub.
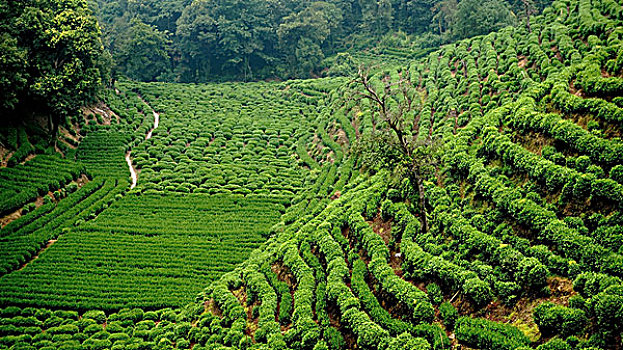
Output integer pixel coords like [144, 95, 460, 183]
[324, 326, 345, 350]
[143, 311, 158, 321]
[427, 283, 443, 305]
[75, 318, 97, 332]
[48, 324, 79, 335]
[592, 179, 623, 203]
[384, 332, 430, 350]
[105, 322, 125, 333]
[82, 338, 112, 350]
[536, 338, 571, 350]
[568, 295, 586, 311]
[439, 302, 458, 330]
[515, 257, 549, 292]
[66, 183, 79, 193]
[412, 301, 435, 324]
[575, 156, 591, 172]
[21, 203, 36, 215]
[533, 302, 588, 337]
[610, 165, 623, 184]
[84, 324, 104, 335]
[83, 310, 106, 324]
[455, 317, 530, 350]
[573, 174, 594, 200]
[573, 273, 622, 297]
[590, 291, 623, 333]
[52, 310, 78, 321]
[462, 277, 492, 307]
[176, 338, 190, 349]
[495, 281, 522, 305]
[34, 309, 51, 321]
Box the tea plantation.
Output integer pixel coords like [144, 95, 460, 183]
[1, 0, 623, 349]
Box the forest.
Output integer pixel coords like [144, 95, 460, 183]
[94, 0, 554, 81]
[1, 0, 623, 349]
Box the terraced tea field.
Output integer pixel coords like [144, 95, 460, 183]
[0, 194, 285, 310]
[125, 80, 335, 196]
[1, 0, 623, 349]
[0, 79, 332, 311]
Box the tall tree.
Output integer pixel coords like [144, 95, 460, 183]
[0, 0, 107, 140]
[92, 0, 554, 81]
[451, 0, 516, 39]
[175, 0, 218, 81]
[376, 0, 393, 34]
[516, 0, 536, 32]
[431, 0, 458, 36]
[176, 0, 276, 81]
[352, 67, 442, 233]
[278, 2, 342, 77]
[0, 34, 27, 112]
[114, 18, 172, 81]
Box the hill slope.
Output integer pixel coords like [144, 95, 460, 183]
[0, 0, 622, 349]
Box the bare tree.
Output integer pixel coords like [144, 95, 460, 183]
[518, 0, 536, 33]
[351, 66, 442, 234]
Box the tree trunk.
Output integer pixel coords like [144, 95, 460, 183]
[412, 170, 429, 234]
[524, 2, 532, 33]
[438, 17, 442, 36]
[50, 114, 60, 148]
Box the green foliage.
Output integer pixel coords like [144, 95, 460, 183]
[455, 317, 531, 350]
[384, 332, 431, 350]
[1, 1, 623, 349]
[0, 194, 284, 310]
[515, 258, 549, 292]
[0, 0, 108, 136]
[536, 338, 571, 350]
[0, 155, 85, 216]
[452, 0, 516, 39]
[426, 283, 443, 305]
[92, 0, 539, 81]
[439, 302, 458, 330]
[0, 178, 126, 276]
[113, 18, 171, 82]
[533, 302, 588, 337]
[125, 80, 322, 197]
[462, 278, 493, 308]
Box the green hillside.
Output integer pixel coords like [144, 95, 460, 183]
[1, 0, 623, 349]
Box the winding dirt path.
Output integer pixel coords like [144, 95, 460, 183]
[146, 111, 159, 139]
[127, 108, 160, 189]
[126, 151, 138, 189]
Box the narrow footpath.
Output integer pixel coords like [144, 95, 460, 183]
[13, 102, 160, 274]
[127, 108, 160, 189]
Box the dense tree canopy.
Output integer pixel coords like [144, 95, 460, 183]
[93, 0, 551, 82]
[452, 0, 516, 38]
[0, 0, 108, 139]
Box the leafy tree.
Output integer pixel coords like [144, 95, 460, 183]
[0, 0, 107, 141]
[352, 66, 443, 233]
[0, 33, 27, 112]
[175, 0, 218, 82]
[114, 18, 172, 82]
[517, 0, 536, 32]
[328, 52, 357, 77]
[431, 0, 458, 36]
[91, 0, 553, 81]
[376, 0, 393, 34]
[451, 0, 516, 39]
[402, 0, 446, 34]
[176, 0, 276, 81]
[278, 2, 342, 77]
